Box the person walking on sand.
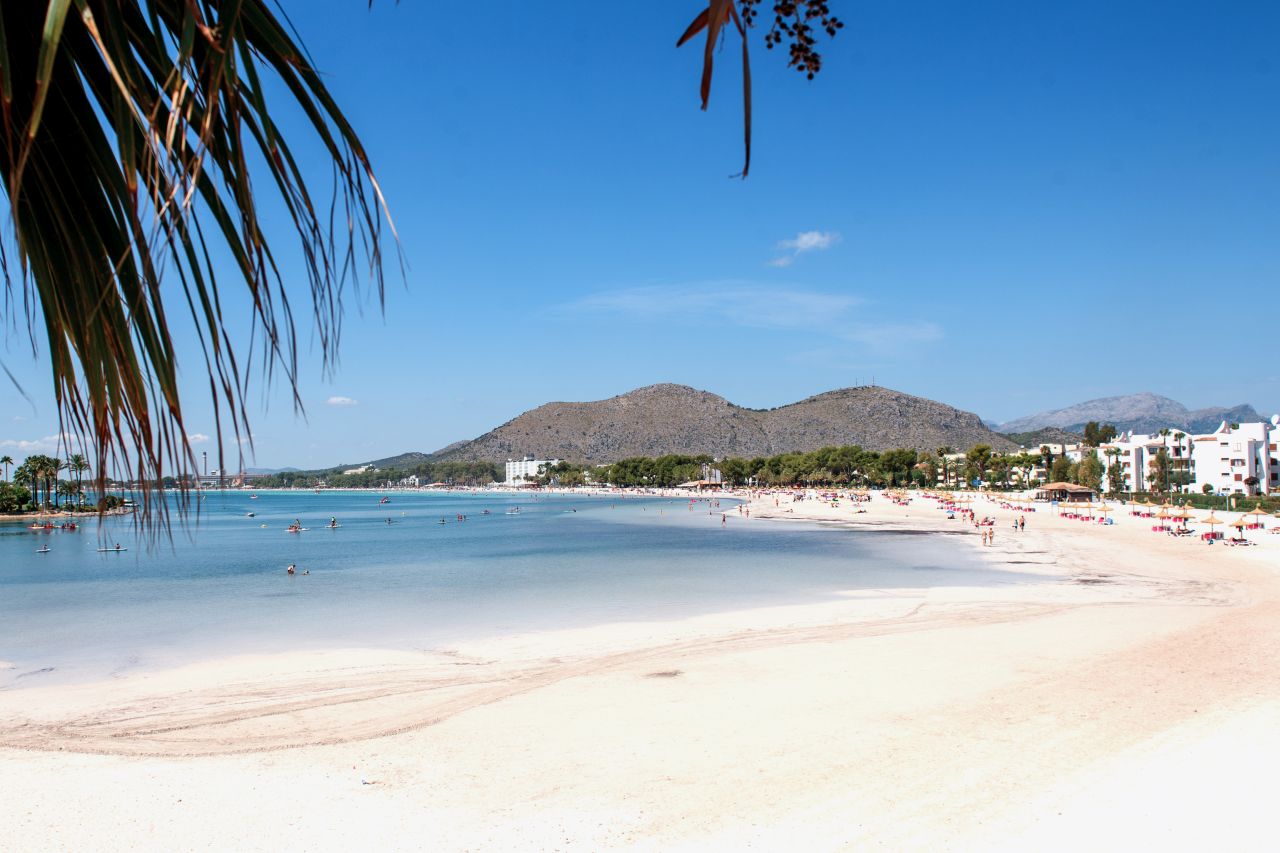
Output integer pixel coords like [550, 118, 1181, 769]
[988, 527, 995, 546]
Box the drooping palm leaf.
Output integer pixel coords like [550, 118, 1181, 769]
[0, 1, 395, 536]
[679, 1, 844, 178]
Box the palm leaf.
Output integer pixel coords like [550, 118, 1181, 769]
[0, 1, 396, 538]
[677, 0, 749, 176]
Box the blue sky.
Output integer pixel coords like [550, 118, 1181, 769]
[3, 1, 1279, 469]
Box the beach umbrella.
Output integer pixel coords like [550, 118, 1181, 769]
[1243, 504, 1269, 529]
[1202, 513, 1223, 534]
[1155, 506, 1171, 519]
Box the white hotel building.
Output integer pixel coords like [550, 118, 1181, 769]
[1099, 415, 1280, 496]
[504, 455, 561, 485]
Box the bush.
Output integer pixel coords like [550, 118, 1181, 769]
[0, 482, 32, 513]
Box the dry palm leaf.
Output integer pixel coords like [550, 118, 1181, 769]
[679, 1, 844, 178]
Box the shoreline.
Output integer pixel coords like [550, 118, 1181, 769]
[2, 489, 1279, 847]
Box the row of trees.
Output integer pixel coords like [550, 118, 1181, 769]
[252, 461, 503, 490]
[531, 445, 1054, 490]
[1, 453, 93, 512]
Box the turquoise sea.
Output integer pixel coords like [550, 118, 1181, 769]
[0, 491, 1049, 688]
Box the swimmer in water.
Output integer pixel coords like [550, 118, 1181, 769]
[287, 564, 296, 575]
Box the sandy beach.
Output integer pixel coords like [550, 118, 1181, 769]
[2, 490, 1279, 850]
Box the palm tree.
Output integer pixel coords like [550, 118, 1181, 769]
[68, 454, 90, 507]
[936, 446, 954, 487]
[0, 455, 12, 482]
[1, 2, 394, 528]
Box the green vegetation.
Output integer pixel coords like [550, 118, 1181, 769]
[542, 445, 1004, 489]
[252, 461, 502, 490]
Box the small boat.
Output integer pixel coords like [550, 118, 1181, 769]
[379, 497, 390, 504]
[36, 547, 50, 554]
[250, 494, 259, 500]
[97, 547, 127, 553]
[504, 508, 520, 515]
[286, 525, 307, 533]
[481, 509, 491, 515]
[246, 512, 255, 518]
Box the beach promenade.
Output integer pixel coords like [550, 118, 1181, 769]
[2, 490, 1279, 849]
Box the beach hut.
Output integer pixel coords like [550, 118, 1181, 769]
[1035, 482, 1096, 503]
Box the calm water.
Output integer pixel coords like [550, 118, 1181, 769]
[0, 491, 1048, 687]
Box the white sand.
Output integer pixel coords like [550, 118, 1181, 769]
[2, 491, 1278, 850]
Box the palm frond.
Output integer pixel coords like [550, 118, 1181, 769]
[0, 1, 396, 537]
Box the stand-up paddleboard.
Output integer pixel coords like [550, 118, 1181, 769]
[97, 547, 127, 552]
[37, 547, 50, 554]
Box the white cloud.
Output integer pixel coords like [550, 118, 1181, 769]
[779, 230, 839, 252]
[770, 230, 840, 266]
[326, 395, 359, 407]
[559, 281, 941, 359]
[0, 433, 74, 455]
[187, 433, 210, 445]
[563, 283, 861, 331]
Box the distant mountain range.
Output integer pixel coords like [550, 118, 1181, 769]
[999, 427, 1085, 448]
[418, 383, 1017, 465]
[997, 393, 1262, 436]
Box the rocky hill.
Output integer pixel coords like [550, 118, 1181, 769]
[431, 384, 1017, 464]
[998, 392, 1262, 436]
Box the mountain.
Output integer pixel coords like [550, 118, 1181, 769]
[997, 393, 1262, 436]
[428, 384, 1017, 464]
[1000, 427, 1084, 448]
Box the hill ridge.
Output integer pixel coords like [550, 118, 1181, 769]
[999, 392, 1262, 435]
[429, 384, 1016, 465]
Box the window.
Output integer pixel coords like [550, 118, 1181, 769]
[1234, 474, 1242, 481]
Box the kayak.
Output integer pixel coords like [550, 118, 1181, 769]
[97, 547, 127, 552]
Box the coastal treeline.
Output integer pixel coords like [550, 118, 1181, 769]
[252, 461, 502, 490]
[539, 446, 1002, 489]
[0, 453, 99, 513]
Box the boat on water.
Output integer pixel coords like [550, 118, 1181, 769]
[505, 508, 521, 515]
[481, 509, 491, 515]
[250, 494, 259, 500]
[379, 497, 390, 504]
[246, 512, 255, 518]
[97, 547, 127, 553]
[36, 547, 50, 554]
